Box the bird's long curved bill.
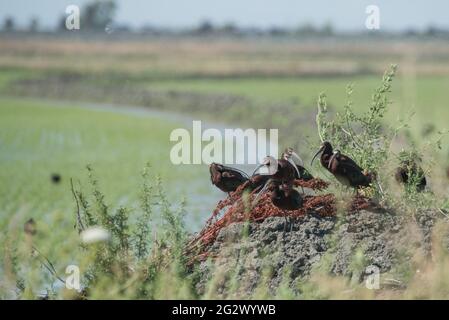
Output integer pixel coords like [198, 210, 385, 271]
[291, 151, 304, 167]
[287, 158, 301, 179]
[311, 146, 324, 166]
[252, 163, 264, 176]
[252, 179, 272, 206]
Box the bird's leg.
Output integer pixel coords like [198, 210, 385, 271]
[283, 216, 288, 238]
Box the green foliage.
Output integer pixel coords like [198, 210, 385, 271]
[316, 65, 398, 195]
[134, 163, 154, 259]
[80, 166, 190, 298]
[396, 150, 426, 197]
[317, 65, 397, 172]
[86, 165, 110, 227]
[1, 164, 193, 299]
[155, 175, 187, 252]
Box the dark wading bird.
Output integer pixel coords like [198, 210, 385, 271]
[252, 148, 303, 185]
[248, 173, 271, 192]
[209, 163, 249, 194]
[395, 159, 427, 192]
[267, 180, 303, 233]
[284, 147, 314, 181]
[251, 148, 305, 206]
[311, 141, 372, 190]
[270, 182, 303, 211]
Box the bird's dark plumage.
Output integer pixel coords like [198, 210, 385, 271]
[248, 174, 271, 192]
[273, 158, 297, 184]
[296, 165, 314, 181]
[252, 151, 304, 207]
[328, 151, 371, 188]
[282, 147, 313, 181]
[209, 163, 249, 193]
[395, 160, 426, 192]
[254, 152, 298, 186]
[312, 141, 372, 189]
[270, 183, 303, 211]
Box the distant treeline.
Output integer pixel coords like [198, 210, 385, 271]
[3, 17, 449, 39]
[2, 0, 449, 38]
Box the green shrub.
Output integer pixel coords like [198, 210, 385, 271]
[316, 65, 399, 197]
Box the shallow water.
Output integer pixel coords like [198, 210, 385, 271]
[29, 99, 273, 231]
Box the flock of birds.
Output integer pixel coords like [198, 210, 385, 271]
[210, 141, 377, 212]
[46, 141, 431, 218]
[210, 141, 431, 213]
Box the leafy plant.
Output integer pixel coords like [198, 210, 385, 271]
[1, 164, 192, 299]
[316, 64, 398, 195]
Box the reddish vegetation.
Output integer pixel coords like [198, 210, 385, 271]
[349, 194, 380, 212]
[293, 178, 329, 190]
[186, 178, 377, 263]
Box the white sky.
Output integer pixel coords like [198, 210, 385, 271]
[0, 0, 448, 31]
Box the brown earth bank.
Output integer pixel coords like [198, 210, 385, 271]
[188, 188, 440, 298]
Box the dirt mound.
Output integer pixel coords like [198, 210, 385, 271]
[186, 178, 376, 264]
[194, 207, 410, 297]
[188, 176, 441, 298]
[194, 214, 335, 297]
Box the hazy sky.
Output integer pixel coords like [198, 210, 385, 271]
[1, 0, 449, 31]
